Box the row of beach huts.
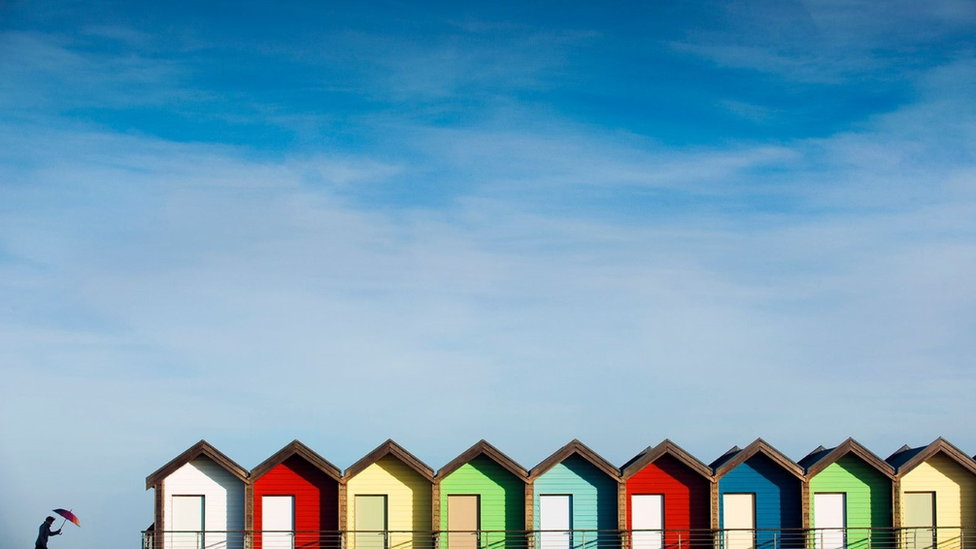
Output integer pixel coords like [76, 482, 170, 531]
[145, 437, 976, 549]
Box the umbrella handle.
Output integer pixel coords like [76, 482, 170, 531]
[57, 508, 72, 531]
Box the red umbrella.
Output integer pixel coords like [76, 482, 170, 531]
[53, 509, 80, 528]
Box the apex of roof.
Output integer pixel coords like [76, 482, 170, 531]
[343, 439, 435, 482]
[250, 439, 342, 483]
[712, 438, 804, 480]
[146, 439, 247, 490]
[436, 439, 528, 482]
[621, 439, 712, 481]
[529, 439, 620, 481]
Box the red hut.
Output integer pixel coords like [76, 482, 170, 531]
[250, 440, 342, 549]
[621, 440, 713, 549]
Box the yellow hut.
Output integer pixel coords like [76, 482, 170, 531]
[343, 440, 435, 549]
[887, 438, 976, 549]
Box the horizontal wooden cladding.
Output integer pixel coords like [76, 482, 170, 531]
[625, 453, 711, 548]
[439, 454, 526, 532]
[718, 452, 804, 549]
[253, 455, 341, 549]
[533, 454, 619, 531]
[345, 455, 432, 549]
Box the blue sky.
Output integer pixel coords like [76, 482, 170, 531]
[2, 0, 976, 548]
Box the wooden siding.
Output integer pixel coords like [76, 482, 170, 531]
[253, 455, 340, 549]
[717, 453, 803, 549]
[899, 452, 976, 549]
[439, 455, 525, 549]
[533, 454, 618, 549]
[162, 456, 246, 549]
[345, 455, 433, 549]
[625, 453, 711, 548]
[809, 454, 892, 549]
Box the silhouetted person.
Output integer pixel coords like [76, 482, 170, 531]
[36, 516, 62, 549]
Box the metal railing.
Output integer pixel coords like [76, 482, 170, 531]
[141, 527, 976, 549]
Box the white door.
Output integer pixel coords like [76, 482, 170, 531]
[723, 494, 755, 549]
[172, 495, 204, 549]
[904, 492, 935, 549]
[631, 495, 664, 549]
[814, 493, 846, 549]
[263, 496, 294, 549]
[540, 495, 572, 549]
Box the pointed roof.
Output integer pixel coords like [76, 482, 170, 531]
[798, 446, 829, 470]
[436, 439, 528, 482]
[711, 438, 804, 480]
[709, 445, 742, 470]
[886, 437, 976, 476]
[343, 439, 434, 482]
[529, 439, 620, 481]
[621, 439, 712, 481]
[801, 438, 895, 479]
[146, 439, 248, 489]
[250, 440, 342, 483]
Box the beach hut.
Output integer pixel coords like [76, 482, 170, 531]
[621, 439, 713, 549]
[343, 440, 435, 549]
[250, 440, 342, 549]
[887, 438, 976, 549]
[712, 439, 805, 549]
[529, 439, 621, 549]
[435, 440, 528, 549]
[146, 440, 248, 549]
[800, 438, 895, 549]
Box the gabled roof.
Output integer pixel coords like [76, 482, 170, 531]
[886, 437, 976, 476]
[710, 445, 742, 471]
[436, 439, 528, 482]
[800, 438, 895, 480]
[621, 439, 712, 481]
[146, 439, 248, 489]
[529, 439, 620, 482]
[250, 439, 342, 483]
[343, 439, 435, 482]
[711, 438, 804, 480]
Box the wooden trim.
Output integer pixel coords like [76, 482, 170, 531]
[244, 481, 254, 532]
[146, 440, 248, 488]
[617, 479, 627, 531]
[892, 478, 901, 529]
[431, 482, 441, 531]
[528, 439, 620, 481]
[154, 480, 164, 549]
[621, 439, 713, 481]
[250, 440, 342, 482]
[338, 482, 348, 531]
[888, 437, 976, 477]
[343, 439, 435, 481]
[804, 438, 895, 480]
[525, 481, 534, 531]
[800, 478, 810, 529]
[435, 439, 528, 482]
[712, 438, 804, 481]
[710, 480, 719, 530]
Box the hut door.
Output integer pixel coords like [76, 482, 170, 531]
[722, 493, 755, 549]
[631, 495, 664, 549]
[448, 495, 480, 549]
[904, 492, 935, 549]
[263, 496, 295, 549]
[356, 495, 388, 549]
[814, 493, 846, 549]
[172, 495, 204, 549]
[540, 495, 572, 549]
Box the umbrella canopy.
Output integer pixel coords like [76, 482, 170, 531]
[53, 509, 80, 527]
